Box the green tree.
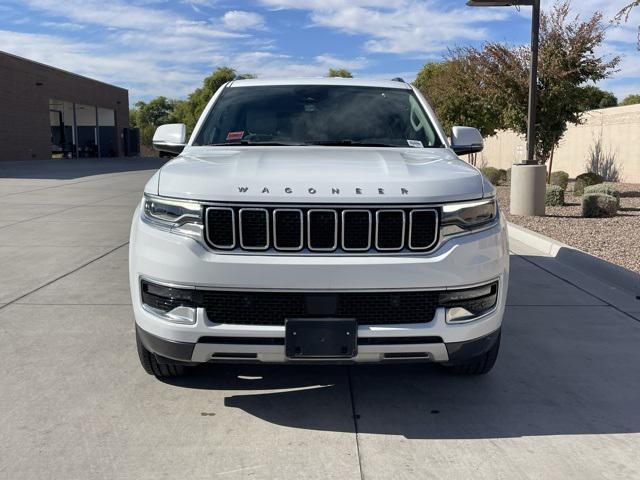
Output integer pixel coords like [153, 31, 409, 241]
[414, 60, 503, 138]
[620, 94, 640, 106]
[327, 68, 353, 78]
[458, 1, 619, 167]
[173, 67, 237, 133]
[578, 86, 618, 111]
[129, 108, 139, 128]
[134, 96, 181, 126]
[130, 96, 183, 146]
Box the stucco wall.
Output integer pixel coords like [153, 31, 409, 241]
[479, 104, 640, 183]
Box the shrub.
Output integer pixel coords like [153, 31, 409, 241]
[550, 171, 569, 190]
[480, 167, 502, 186]
[498, 169, 508, 185]
[574, 172, 604, 196]
[545, 185, 565, 206]
[581, 193, 618, 218]
[584, 183, 621, 207]
[506, 168, 511, 184]
[585, 136, 621, 182]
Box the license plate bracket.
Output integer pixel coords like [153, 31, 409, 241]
[285, 318, 357, 359]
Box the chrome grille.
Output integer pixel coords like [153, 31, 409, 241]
[204, 205, 439, 254]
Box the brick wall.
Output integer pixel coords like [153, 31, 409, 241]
[0, 51, 129, 161]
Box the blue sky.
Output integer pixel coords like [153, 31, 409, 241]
[0, 0, 638, 105]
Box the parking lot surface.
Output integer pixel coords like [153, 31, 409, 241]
[1, 158, 639, 480]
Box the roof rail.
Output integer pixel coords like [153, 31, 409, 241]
[391, 77, 406, 83]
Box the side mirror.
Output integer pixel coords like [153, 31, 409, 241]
[451, 126, 483, 156]
[153, 124, 186, 155]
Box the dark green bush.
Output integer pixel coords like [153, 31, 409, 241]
[581, 193, 618, 218]
[506, 168, 511, 184]
[583, 183, 621, 207]
[498, 169, 508, 185]
[550, 171, 569, 190]
[574, 172, 604, 196]
[545, 185, 565, 206]
[480, 167, 502, 186]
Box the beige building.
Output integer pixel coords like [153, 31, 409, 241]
[479, 104, 640, 183]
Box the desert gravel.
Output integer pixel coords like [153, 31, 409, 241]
[497, 182, 640, 274]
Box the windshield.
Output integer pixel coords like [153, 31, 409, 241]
[193, 85, 444, 148]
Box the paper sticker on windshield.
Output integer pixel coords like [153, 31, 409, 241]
[407, 140, 423, 148]
[226, 131, 244, 141]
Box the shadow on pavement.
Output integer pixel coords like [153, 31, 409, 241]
[163, 321, 640, 440]
[0, 157, 168, 180]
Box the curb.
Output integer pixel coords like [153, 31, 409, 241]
[507, 222, 640, 296]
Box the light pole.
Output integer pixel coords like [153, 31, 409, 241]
[468, 0, 546, 216]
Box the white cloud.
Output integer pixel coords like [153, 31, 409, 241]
[229, 51, 369, 78]
[23, 0, 241, 37]
[313, 54, 369, 70]
[0, 29, 206, 99]
[40, 21, 85, 30]
[4, 0, 637, 104]
[260, 0, 507, 54]
[222, 10, 266, 30]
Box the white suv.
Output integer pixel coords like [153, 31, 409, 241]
[129, 77, 509, 378]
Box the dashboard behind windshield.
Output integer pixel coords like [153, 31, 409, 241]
[193, 85, 444, 148]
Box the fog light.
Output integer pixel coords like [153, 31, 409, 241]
[440, 282, 498, 324]
[140, 280, 201, 325]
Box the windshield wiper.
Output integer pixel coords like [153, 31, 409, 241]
[206, 140, 306, 146]
[306, 140, 400, 148]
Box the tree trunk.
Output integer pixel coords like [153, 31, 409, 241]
[547, 142, 556, 184]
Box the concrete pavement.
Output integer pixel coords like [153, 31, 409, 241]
[1, 158, 639, 480]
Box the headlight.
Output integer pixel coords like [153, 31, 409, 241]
[141, 194, 203, 238]
[440, 198, 497, 237]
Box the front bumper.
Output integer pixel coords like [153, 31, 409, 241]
[130, 205, 509, 364]
[136, 324, 502, 365]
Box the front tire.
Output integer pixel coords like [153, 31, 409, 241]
[445, 333, 500, 375]
[136, 331, 186, 378]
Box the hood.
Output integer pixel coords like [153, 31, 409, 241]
[155, 146, 485, 204]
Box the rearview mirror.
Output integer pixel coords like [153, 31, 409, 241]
[153, 124, 186, 155]
[451, 126, 483, 156]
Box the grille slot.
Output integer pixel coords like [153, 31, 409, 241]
[202, 290, 439, 326]
[375, 210, 405, 251]
[273, 209, 303, 251]
[204, 205, 438, 254]
[239, 208, 269, 250]
[342, 210, 371, 251]
[307, 210, 338, 251]
[206, 207, 235, 249]
[409, 210, 438, 250]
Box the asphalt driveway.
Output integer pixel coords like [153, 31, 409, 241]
[1, 158, 639, 480]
